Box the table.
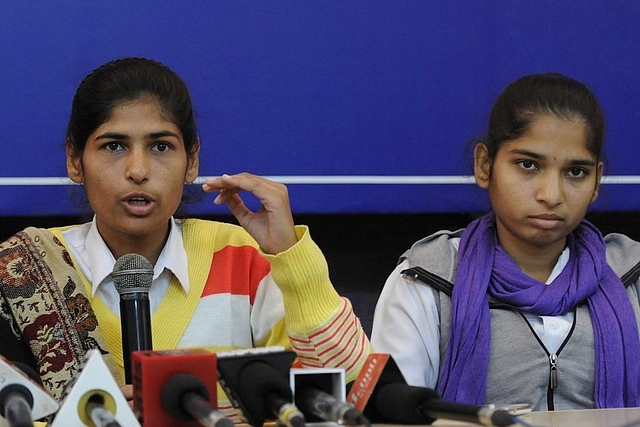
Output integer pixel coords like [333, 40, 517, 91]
[431, 407, 640, 427]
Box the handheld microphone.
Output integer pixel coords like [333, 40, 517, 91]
[132, 348, 231, 427]
[346, 353, 517, 427]
[112, 253, 154, 384]
[290, 367, 369, 426]
[49, 349, 140, 427]
[216, 347, 305, 427]
[0, 357, 58, 427]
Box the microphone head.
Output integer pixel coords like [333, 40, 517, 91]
[112, 253, 153, 294]
[160, 373, 210, 421]
[216, 348, 297, 427]
[238, 360, 294, 424]
[375, 383, 437, 424]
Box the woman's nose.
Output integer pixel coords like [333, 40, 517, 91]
[535, 172, 564, 207]
[125, 149, 150, 183]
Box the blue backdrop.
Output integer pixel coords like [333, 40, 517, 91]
[2, 1, 639, 215]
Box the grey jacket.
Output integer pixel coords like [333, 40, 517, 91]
[403, 229, 640, 410]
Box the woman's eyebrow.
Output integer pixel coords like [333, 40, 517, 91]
[94, 130, 180, 140]
[148, 130, 180, 139]
[94, 131, 128, 140]
[509, 148, 597, 167]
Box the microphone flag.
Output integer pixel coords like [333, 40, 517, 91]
[131, 348, 218, 427]
[49, 349, 140, 427]
[0, 356, 59, 426]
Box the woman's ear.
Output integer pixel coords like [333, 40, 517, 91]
[473, 143, 491, 189]
[184, 137, 201, 183]
[590, 160, 604, 204]
[66, 140, 84, 184]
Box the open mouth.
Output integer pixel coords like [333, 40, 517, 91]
[128, 198, 150, 205]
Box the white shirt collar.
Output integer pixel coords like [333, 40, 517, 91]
[83, 216, 190, 296]
[548, 246, 570, 284]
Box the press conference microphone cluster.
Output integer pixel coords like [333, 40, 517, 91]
[112, 253, 154, 384]
[346, 353, 519, 427]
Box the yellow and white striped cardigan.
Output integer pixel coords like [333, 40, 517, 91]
[0, 218, 371, 417]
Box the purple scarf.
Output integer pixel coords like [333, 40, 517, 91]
[437, 213, 640, 408]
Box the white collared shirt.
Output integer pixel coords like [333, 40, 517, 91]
[61, 216, 190, 315]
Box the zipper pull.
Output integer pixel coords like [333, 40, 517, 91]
[549, 353, 558, 389]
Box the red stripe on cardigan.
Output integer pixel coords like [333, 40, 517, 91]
[288, 300, 351, 351]
[201, 245, 271, 305]
[296, 321, 361, 366]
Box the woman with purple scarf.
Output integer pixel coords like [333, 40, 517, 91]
[371, 73, 640, 411]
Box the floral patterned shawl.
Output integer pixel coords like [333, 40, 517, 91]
[0, 227, 121, 399]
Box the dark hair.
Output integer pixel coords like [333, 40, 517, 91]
[66, 57, 198, 156]
[482, 73, 606, 166]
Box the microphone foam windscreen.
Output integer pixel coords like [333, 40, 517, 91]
[240, 360, 294, 399]
[112, 253, 153, 293]
[376, 383, 438, 424]
[216, 349, 296, 427]
[237, 360, 293, 424]
[160, 373, 210, 421]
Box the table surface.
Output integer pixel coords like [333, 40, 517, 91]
[430, 407, 640, 427]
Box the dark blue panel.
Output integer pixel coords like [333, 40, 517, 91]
[2, 1, 640, 214]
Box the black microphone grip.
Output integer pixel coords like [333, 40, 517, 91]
[377, 383, 516, 427]
[120, 294, 152, 383]
[421, 398, 514, 426]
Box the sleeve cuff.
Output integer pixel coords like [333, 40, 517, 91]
[261, 225, 342, 332]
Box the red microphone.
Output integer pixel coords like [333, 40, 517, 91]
[132, 348, 231, 427]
